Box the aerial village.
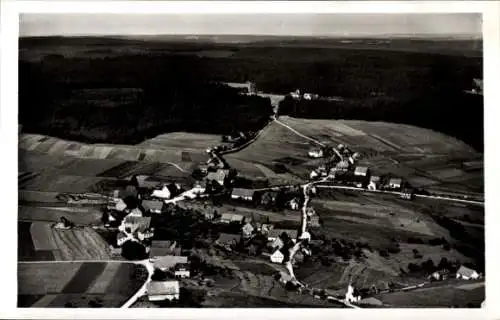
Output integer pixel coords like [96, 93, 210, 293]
[47, 125, 483, 307]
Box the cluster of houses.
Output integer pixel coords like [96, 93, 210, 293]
[308, 144, 411, 196]
[145, 240, 191, 302]
[290, 89, 319, 101]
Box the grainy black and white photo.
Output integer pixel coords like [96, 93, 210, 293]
[17, 11, 485, 309]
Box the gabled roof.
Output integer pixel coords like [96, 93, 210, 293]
[151, 186, 171, 199]
[231, 188, 255, 198]
[268, 228, 298, 240]
[147, 281, 180, 295]
[221, 213, 245, 222]
[370, 175, 381, 182]
[217, 233, 241, 244]
[123, 216, 151, 232]
[457, 265, 478, 277]
[389, 177, 402, 185]
[207, 170, 226, 182]
[354, 166, 369, 175]
[153, 255, 188, 269]
[142, 199, 164, 212]
[136, 175, 161, 189]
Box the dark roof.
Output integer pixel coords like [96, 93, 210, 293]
[217, 233, 241, 245]
[268, 229, 298, 240]
[142, 200, 164, 212]
[123, 216, 151, 231]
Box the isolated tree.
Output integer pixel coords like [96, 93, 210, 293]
[121, 240, 147, 261]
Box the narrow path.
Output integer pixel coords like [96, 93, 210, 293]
[165, 162, 188, 173]
[274, 119, 325, 147]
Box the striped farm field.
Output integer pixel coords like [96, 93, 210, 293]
[19, 173, 117, 193]
[18, 215, 110, 261]
[18, 262, 148, 308]
[19, 206, 103, 226]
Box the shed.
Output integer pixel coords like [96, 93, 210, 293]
[147, 281, 180, 301]
[231, 188, 255, 201]
[141, 200, 164, 214]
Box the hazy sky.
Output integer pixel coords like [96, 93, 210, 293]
[19, 13, 482, 37]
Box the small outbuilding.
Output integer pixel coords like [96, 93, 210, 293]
[456, 265, 480, 280]
[231, 188, 255, 202]
[147, 281, 180, 301]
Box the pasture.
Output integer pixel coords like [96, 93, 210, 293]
[18, 262, 148, 308]
[375, 282, 484, 307]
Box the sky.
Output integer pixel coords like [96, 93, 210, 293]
[19, 13, 482, 38]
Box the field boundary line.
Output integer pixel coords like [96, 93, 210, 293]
[274, 119, 325, 147]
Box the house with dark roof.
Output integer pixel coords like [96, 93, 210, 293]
[220, 213, 245, 224]
[216, 233, 242, 247]
[147, 280, 180, 301]
[150, 240, 181, 258]
[121, 216, 151, 234]
[141, 199, 164, 214]
[231, 188, 255, 201]
[267, 229, 298, 242]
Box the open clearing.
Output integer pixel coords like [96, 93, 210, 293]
[18, 262, 148, 307]
[375, 283, 484, 307]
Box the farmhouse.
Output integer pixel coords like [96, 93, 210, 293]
[220, 213, 245, 224]
[456, 265, 480, 280]
[117, 231, 129, 247]
[147, 281, 180, 301]
[335, 160, 350, 172]
[206, 169, 227, 186]
[287, 198, 300, 210]
[150, 185, 172, 199]
[231, 188, 255, 202]
[138, 227, 155, 241]
[308, 148, 323, 158]
[150, 240, 181, 258]
[242, 222, 255, 238]
[141, 200, 164, 214]
[121, 216, 151, 234]
[174, 263, 191, 279]
[268, 229, 298, 242]
[354, 166, 369, 177]
[270, 249, 285, 264]
[114, 198, 128, 212]
[216, 233, 242, 248]
[368, 175, 381, 191]
[153, 255, 189, 271]
[387, 178, 403, 190]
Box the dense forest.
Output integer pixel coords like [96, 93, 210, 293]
[19, 39, 483, 150]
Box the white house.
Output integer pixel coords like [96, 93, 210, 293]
[388, 178, 403, 190]
[174, 263, 191, 279]
[345, 283, 361, 303]
[368, 175, 381, 191]
[270, 249, 285, 264]
[128, 207, 143, 217]
[354, 166, 369, 177]
[242, 222, 255, 238]
[115, 198, 127, 212]
[288, 198, 300, 210]
[231, 188, 255, 202]
[456, 265, 480, 280]
[308, 148, 323, 158]
[310, 170, 319, 179]
[151, 185, 171, 199]
[290, 89, 301, 99]
[117, 231, 129, 247]
[138, 228, 155, 241]
[193, 181, 207, 195]
[147, 281, 180, 301]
